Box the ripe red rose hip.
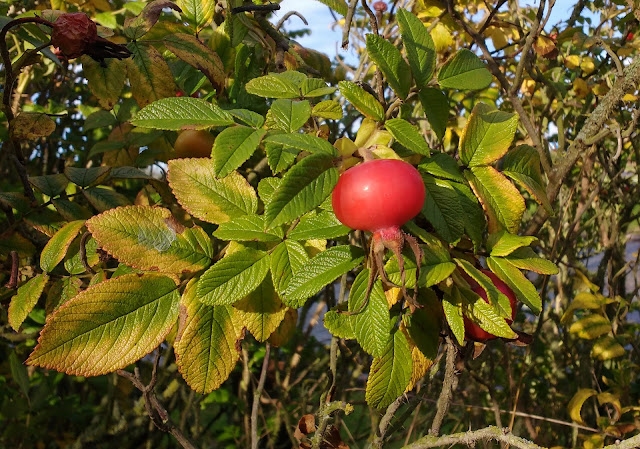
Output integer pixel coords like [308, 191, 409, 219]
[331, 159, 425, 233]
[464, 270, 518, 342]
[51, 13, 98, 59]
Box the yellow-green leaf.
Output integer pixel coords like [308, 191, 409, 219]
[568, 388, 597, 425]
[124, 0, 182, 40]
[86, 206, 212, 274]
[569, 314, 611, 340]
[561, 291, 607, 325]
[40, 220, 86, 273]
[126, 43, 177, 107]
[9, 274, 49, 331]
[10, 112, 56, 140]
[365, 330, 412, 409]
[234, 276, 287, 343]
[591, 335, 625, 360]
[338, 81, 384, 122]
[168, 158, 258, 224]
[164, 33, 225, 89]
[81, 56, 126, 110]
[175, 280, 243, 394]
[27, 273, 180, 376]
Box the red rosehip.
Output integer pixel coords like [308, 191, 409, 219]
[50, 13, 98, 59]
[372, 1, 388, 12]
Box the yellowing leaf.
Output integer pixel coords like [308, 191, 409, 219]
[430, 22, 453, 52]
[564, 54, 580, 69]
[580, 57, 595, 74]
[560, 292, 607, 324]
[569, 314, 611, 340]
[40, 220, 86, 273]
[126, 43, 177, 107]
[87, 206, 212, 274]
[568, 388, 597, 425]
[10, 112, 56, 140]
[27, 273, 180, 376]
[591, 335, 625, 360]
[573, 78, 590, 99]
[269, 308, 298, 347]
[234, 277, 287, 343]
[164, 33, 225, 89]
[9, 274, 49, 331]
[175, 280, 243, 393]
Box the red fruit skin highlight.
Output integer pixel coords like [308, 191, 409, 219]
[464, 270, 518, 342]
[331, 159, 425, 233]
[51, 13, 98, 59]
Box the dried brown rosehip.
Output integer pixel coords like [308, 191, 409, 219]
[50, 13, 98, 59]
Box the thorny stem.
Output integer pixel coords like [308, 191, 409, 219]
[251, 342, 271, 449]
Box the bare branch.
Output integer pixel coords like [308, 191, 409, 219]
[251, 343, 271, 449]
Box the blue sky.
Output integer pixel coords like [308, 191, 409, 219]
[273, 0, 588, 62]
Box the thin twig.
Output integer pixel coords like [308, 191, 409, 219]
[251, 343, 271, 449]
[276, 11, 308, 30]
[342, 0, 359, 48]
[232, 4, 280, 14]
[6, 250, 19, 289]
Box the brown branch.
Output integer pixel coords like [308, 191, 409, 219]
[251, 342, 271, 449]
[232, 4, 280, 14]
[276, 11, 308, 30]
[429, 337, 459, 436]
[403, 426, 547, 449]
[6, 250, 18, 289]
[342, 0, 359, 49]
[116, 351, 198, 449]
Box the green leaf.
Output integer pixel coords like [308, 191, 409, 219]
[560, 292, 610, 325]
[288, 210, 350, 241]
[27, 273, 180, 376]
[234, 276, 287, 343]
[126, 43, 177, 107]
[64, 166, 110, 188]
[124, 0, 181, 39]
[460, 103, 519, 167]
[9, 352, 30, 398]
[213, 126, 266, 177]
[569, 314, 611, 340]
[421, 174, 464, 243]
[245, 74, 300, 99]
[466, 166, 525, 234]
[263, 133, 337, 156]
[488, 230, 538, 257]
[324, 308, 355, 339]
[81, 56, 126, 110]
[84, 110, 117, 131]
[418, 88, 449, 140]
[365, 330, 412, 409]
[442, 290, 465, 345]
[45, 276, 82, 314]
[591, 335, 625, 360]
[86, 206, 212, 274]
[385, 118, 430, 156]
[258, 177, 281, 207]
[83, 187, 132, 212]
[385, 245, 455, 289]
[405, 288, 442, 359]
[366, 34, 412, 99]
[348, 269, 395, 357]
[455, 259, 511, 319]
[459, 286, 517, 339]
[283, 245, 365, 308]
[197, 248, 270, 306]
[130, 97, 234, 130]
[311, 0, 348, 16]
[487, 256, 542, 314]
[301, 78, 336, 97]
[266, 142, 298, 174]
[40, 220, 86, 273]
[227, 108, 265, 128]
[214, 215, 283, 242]
[504, 247, 558, 275]
[168, 158, 258, 224]
[450, 181, 486, 249]
[264, 153, 339, 230]
[52, 199, 93, 221]
[64, 235, 99, 275]
[338, 81, 384, 122]
[502, 145, 552, 213]
[177, 0, 215, 32]
[265, 99, 311, 133]
[397, 8, 436, 88]
[9, 274, 49, 332]
[270, 240, 309, 297]
[419, 153, 464, 183]
[438, 48, 492, 90]
[165, 33, 225, 89]
[312, 100, 343, 120]
[175, 281, 243, 394]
